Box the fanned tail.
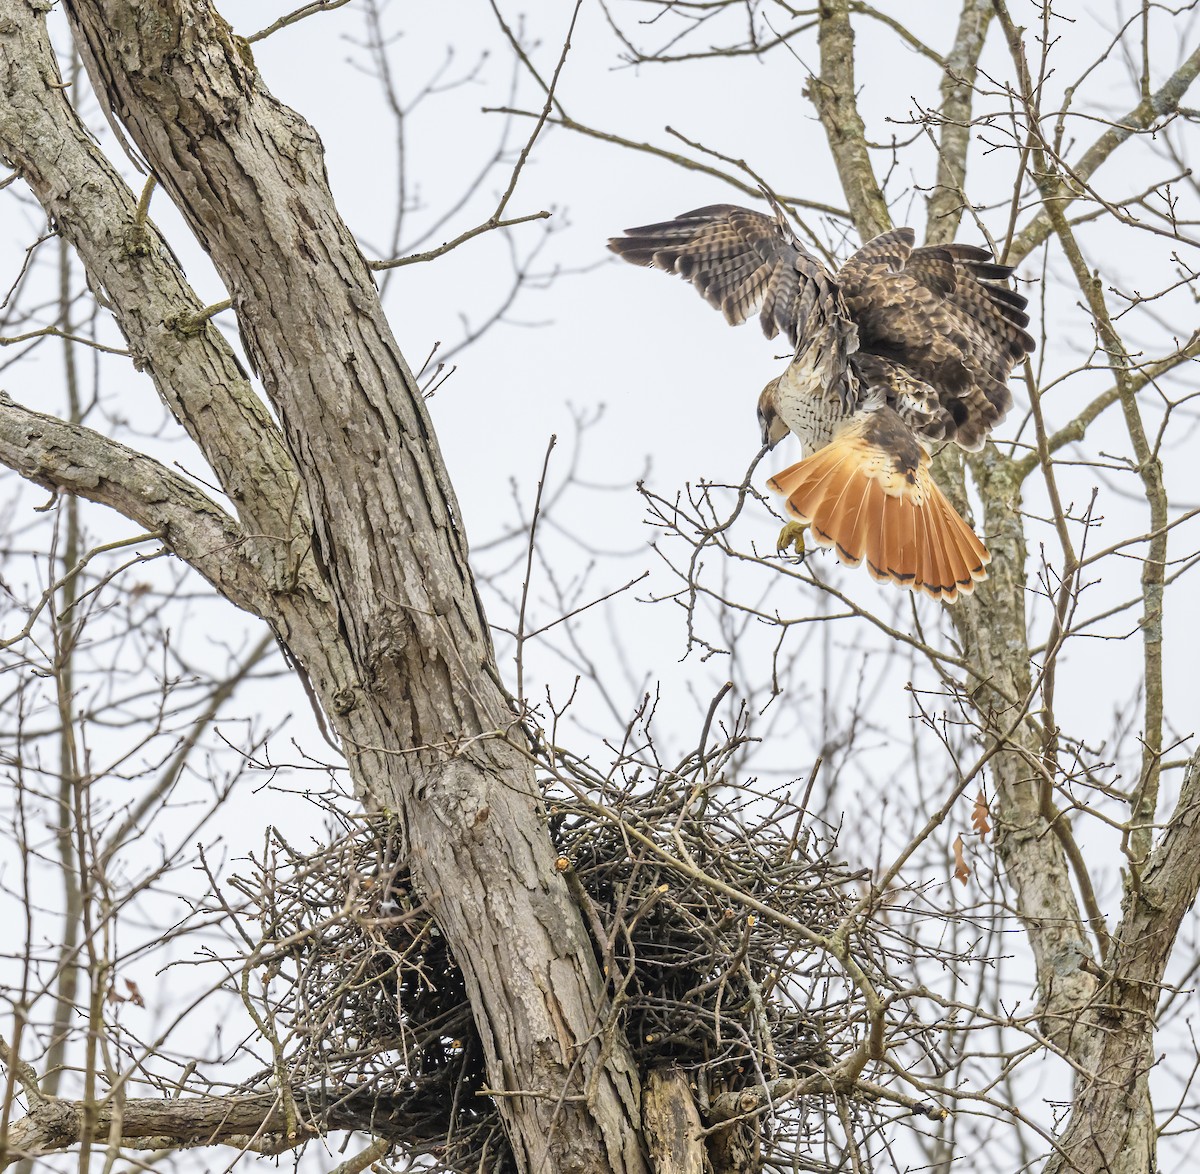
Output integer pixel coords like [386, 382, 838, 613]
[767, 418, 989, 604]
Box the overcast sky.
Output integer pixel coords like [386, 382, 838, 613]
[0, 0, 1194, 852]
[2, 4, 1199, 1165]
[1, 0, 1195, 892]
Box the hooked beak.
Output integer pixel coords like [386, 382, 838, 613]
[758, 377, 789, 450]
[759, 408, 777, 450]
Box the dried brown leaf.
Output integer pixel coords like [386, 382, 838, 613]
[972, 791, 992, 840]
[952, 834, 970, 886]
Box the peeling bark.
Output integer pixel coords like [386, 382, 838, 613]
[642, 1070, 708, 1174]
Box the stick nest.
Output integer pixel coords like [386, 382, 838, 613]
[231, 778, 903, 1172]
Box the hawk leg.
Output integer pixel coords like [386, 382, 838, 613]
[776, 520, 809, 558]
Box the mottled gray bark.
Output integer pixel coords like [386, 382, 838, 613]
[0, 2, 644, 1172]
[924, 0, 993, 243]
[949, 448, 1101, 1040]
[809, 1, 890, 241]
[0, 0, 305, 591]
[811, 1, 1098, 1055]
[1034, 748, 1200, 1173]
[0, 394, 266, 616]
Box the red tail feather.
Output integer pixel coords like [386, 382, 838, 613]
[768, 423, 989, 603]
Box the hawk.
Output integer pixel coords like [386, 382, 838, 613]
[608, 201, 1035, 603]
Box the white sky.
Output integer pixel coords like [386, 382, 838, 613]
[2, 1, 1200, 1168]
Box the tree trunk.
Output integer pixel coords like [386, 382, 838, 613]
[807, 8, 1197, 1171]
[10, 1, 649, 1169]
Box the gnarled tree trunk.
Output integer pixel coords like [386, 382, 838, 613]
[0, 1, 645, 1170]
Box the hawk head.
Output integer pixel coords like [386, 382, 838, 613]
[758, 377, 789, 450]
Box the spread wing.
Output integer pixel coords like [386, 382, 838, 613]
[838, 228, 1036, 450]
[607, 204, 836, 351]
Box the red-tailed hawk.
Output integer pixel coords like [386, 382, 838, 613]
[608, 202, 1035, 603]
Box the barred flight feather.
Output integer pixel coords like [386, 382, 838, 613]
[609, 200, 1033, 602]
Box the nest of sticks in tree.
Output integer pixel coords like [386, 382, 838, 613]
[235, 775, 897, 1172]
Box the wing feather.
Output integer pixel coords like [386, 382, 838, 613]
[609, 204, 835, 351]
[611, 202, 1035, 457]
[837, 230, 1036, 450]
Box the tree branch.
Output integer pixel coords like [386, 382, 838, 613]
[1012, 331, 1200, 482]
[484, 106, 852, 221]
[0, 0, 310, 593]
[370, 210, 551, 270]
[995, 1, 1167, 868]
[1041, 747, 1200, 1173]
[1008, 39, 1200, 263]
[810, 0, 891, 239]
[56, 3, 648, 1170]
[925, 0, 994, 243]
[2, 1087, 443, 1168]
[0, 393, 268, 617]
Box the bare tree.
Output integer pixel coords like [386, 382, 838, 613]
[2, 3, 1200, 1174]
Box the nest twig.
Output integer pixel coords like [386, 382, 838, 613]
[226, 770, 955, 1173]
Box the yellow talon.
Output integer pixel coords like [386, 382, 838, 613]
[776, 520, 808, 557]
